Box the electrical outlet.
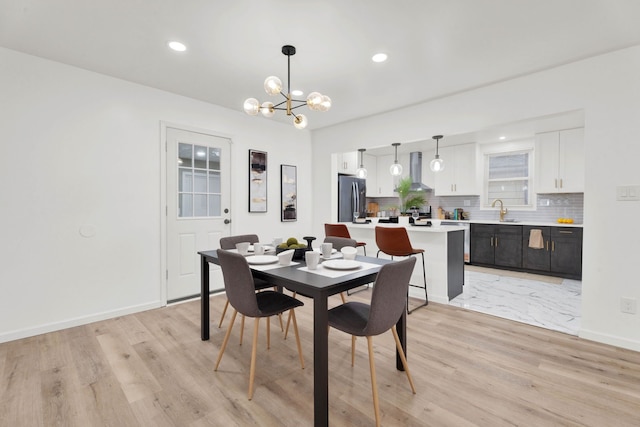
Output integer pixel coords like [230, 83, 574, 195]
[620, 297, 637, 314]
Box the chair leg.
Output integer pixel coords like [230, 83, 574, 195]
[284, 291, 297, 339]
[215, 309, 237, 371]
[351, 335, 356, 367]
[274, 287, 284, 332]
[340, 292, 347, 304]
[290, 309, 305, 369]
[248, 317, 260, 400]
[218, 299, 229, 328]
[391, 325, 416, 394]
[366, 336, 381, 427]
[407, 252, 428, 314]
[266, 317, 271, 349]
[240, 314, 245, 345]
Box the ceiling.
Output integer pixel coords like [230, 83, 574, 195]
[2, 0, 640, 133]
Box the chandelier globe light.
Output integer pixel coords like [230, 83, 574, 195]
[389, 143, 403, 176]
[355, 148, 367, 179]
[430, 135, 445, 172]
[243, 45, 331, 129]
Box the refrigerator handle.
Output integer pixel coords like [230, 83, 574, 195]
[351, 182, 356, 216]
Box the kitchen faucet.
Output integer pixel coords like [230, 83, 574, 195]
[491, 199, 508, 222]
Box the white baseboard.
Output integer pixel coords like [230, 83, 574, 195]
[0, 300, 163, 344]
[579, 329, 640, 352]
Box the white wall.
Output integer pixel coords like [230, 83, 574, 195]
[0, 47, 313, 343]
[311, 45, 640, 352]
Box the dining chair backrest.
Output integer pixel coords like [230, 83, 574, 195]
[365, 257, 416, 336]
[216, 249, 261, 317]
[375, 226, 414, 257]
[219, 234, 260, 250]
[324, 224, 352, 239]
[323, 236, 357, 251]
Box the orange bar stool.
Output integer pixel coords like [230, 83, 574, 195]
[374, 226, 428, 313]
[324, 223, 367, 256]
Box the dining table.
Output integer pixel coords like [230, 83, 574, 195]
[198, 249, 406, 427]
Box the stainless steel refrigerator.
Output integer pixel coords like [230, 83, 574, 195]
[338, 175, 366, 222]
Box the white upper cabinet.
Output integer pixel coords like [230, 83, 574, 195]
[421, 148, 436, 190]
[363, 153, 377, 197]
[535, 128, 584, 193]
[337, 151, 359, 175]
[375, 154, 397, 197]
[434, 143, 479, 196]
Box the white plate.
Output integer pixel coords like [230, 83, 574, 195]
[246, 255, 279, 265]
[314, 248, 338, 254]
[248, 245, 274, 252]
[322, 260, 361, 270]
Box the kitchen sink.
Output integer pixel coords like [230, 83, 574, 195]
[501, 219, 519, 223]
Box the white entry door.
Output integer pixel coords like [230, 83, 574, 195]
[166, 127, 231, 302]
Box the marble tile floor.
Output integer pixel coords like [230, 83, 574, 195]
[449, 266, 582, 335]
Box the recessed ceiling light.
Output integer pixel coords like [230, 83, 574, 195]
[499, 136, 506, 140]
[372, 53, 388, 63]
[292, 89, 303, 97]
[168, 41, 187, 52]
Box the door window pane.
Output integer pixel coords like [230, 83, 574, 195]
[194, 194, 208, 217]
[178, 143, 223, 218]
[209, 171, 221, 193]
[179, 194, 193, 217]
[194, 169, 207, 193]
[208, 147, 221, 170]
[178, 143, 193, 168]
[209, 194, 221, 216]
[179, 168, 192, 192]
[194, 145, 207, 169]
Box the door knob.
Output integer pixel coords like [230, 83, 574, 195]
[224, 219, 230, 224]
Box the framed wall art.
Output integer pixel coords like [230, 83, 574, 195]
[280, 164, 297, 221]
[249, 149, 267, 212]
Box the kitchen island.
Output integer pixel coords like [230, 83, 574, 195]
[346, 222, 466, 304]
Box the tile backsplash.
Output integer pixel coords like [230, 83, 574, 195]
[369, 193, 584, 224]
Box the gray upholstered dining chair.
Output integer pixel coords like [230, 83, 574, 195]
[282, 235, 357, 339]
[328, 256, 417, 427]
[219, 234, 283, 344]
[214, 249, 305, 400]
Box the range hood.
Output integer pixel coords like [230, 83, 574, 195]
[409, 151, 432, 191]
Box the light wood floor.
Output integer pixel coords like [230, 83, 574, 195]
[2, 291, 639, 426]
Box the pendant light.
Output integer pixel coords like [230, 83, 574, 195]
[389, 143, 403, 176]
[355, 148, 367, 179]
[430, 135, 445, 172]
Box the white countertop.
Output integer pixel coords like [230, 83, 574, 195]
[347, 222, 467, 232]
[362, 218, 583, 228]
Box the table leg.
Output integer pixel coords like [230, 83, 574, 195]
[201, 255, 210, 341]
[313, 295, 329, 426]
[396, 307, 406, 371]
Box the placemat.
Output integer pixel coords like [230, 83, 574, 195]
[298, 261, 381, 278]
[251, 261, 300, 271]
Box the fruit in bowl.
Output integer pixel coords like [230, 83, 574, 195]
[557, 218, 575, 224]
[276, 237, 310, 260]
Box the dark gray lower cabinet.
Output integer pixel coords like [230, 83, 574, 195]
[550, 227, 583, 278]
[522, 226, 551, 271]
[470, 224, 522, 268]
[473, 224, 583, 279]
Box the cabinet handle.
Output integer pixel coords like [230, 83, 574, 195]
[490, 236, 494, 247]
[495, 236, 498, 247]
[546, 241, 549, 251]
[554, 178, 558, 188]
[552, 241, 555, 252]
[454, 184, 457, 192]
[559, 230, 573, 234]
[560, 178, 563, 188]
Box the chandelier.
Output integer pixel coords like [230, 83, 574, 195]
[243, 45, 331, 129]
